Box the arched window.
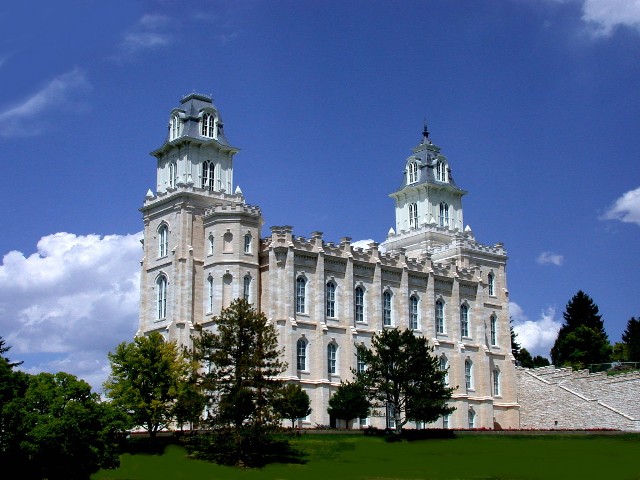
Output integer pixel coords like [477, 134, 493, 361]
[464, 359, 473, 390]
[439, 202, 449, 227]
[408, 202, 418, 229]
[435, 299, 445, 334]
[382, 291, 392, 326]
[168, 162, 177, 188]
[207, 276, 214, 313]
[243, 275, 251, 301]
[488, 272, 495, 296]
[460, 304, 469, 338]
[439, 356, 449, 386]
[354, 286, 364, 322]
[327, 343, 337, 375]
[409, 295, 419, 329]
[436, 161, 448, 182]
[208, 234, 214, 255]
[326, 281, 336, 318]
[158, 224, 168, 258]
[443, 414, 450, 429]
[493, 369, 500, 396]
[408, 161, 418, 184]
[468, 409, 475, 429]
[243, 234, 252, 254]
[296, 277, 306, 314]
[490, 315, 497, 346]
[297, 338, 307, 370]
[201, 113, 215, 138]
[156, 275, 167, 319]
[222, 273, 232, 308]
[170, 114, 181, 140]
[202, 160, 215, 190]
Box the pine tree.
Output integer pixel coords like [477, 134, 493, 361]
[550, 291, 611, 368]
[621, 317, 640, 362]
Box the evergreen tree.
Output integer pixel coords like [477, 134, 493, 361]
[532, 355, 551, 368]
[510, 318, 521, 360]
[104, 332, 191, 439]
[621, 317, 640, 362]
[550, 291, 611, 368]
[355, 328, 454, 435]
[327, 381, 370, 429]
[517, 348, 534, 368]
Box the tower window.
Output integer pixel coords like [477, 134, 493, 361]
[436, 160, 448, 182]
[156, 274, 167, 319]
[326, 281, 336, 318]
[207, 276, 214, 313]
[490, 315, 497, 346]
[170, 114, 182, 140]
[168, 162, 177, 188]
[158, 224, 168, 258]
[436, 299, 445, 334]
[408, 202, 418, 229]
[201, 113, 215, 138]
[439, 202, 449, 227]
[357, 350, 366, 373]
[354, 286, 365, 322]
[488, 273, 495, 296]
[408, 161, 418, 184]
[465, 359, 473, 390]
[202, 161, 215, 191]
[208, 234, 214, 255]
[244, 234, 252, 254]
[296, 277, 307, 314]
[460, 304, 469, 338]
[243, 275, 251, 302]
[382, 291, 392, 326]
[409, 295, 419, 329]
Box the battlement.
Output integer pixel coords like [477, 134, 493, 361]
[204, 202, 262, 217]
[142, 184, 245, 209]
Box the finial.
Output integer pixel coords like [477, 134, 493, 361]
[422, 118, 431, 145]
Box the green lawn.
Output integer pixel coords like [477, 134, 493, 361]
[91, 433, 640, 480]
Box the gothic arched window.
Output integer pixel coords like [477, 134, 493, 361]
[439, 202, 449, 227]
[202, 161, 215, 190]
[158, 224, 168, 258]
[201, 113, 215, 137]
[409, 295, 419, 329]
[156, 274, 167, 319]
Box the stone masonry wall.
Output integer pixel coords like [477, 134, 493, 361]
[516, 366, 640, 431]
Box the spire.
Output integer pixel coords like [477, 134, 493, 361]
[421, 119, 431, 145]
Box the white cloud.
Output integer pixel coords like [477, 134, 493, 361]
[117, 14, 172, 57]
[601, 186, 640, 225]
[0, 68, 91, 137]
[0, 232, 142, 393]
[511, 302, 562, 358]
[581, 0, 640, 37]
[537, 251, 564, 266]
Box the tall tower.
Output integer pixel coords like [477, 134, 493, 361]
[383, 123, 468, 257]
[137, 93, 263, 346]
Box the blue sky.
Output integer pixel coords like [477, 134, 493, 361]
[1, 0, 639, 392]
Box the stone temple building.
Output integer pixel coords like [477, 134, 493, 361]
[137, 92, 519, 429]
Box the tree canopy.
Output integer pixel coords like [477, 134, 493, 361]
[327, 381, 370, 429]
[621, 317, 640, 362]
[273, 383, 312, 428]
[550, 291, 611, 368]
[355, 328, 454, 435]
[104, 331, 191, 438]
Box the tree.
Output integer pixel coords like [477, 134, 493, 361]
[550, 291, 611, 368]
[274, 383, 312, 428]
[510, 318, 521, 360]
[621, 317, 640, 362]
[327, 381, 370, 429]
[0, 335, 23, 368]
[532, 355, 551, 368]
[173, 363, 207, 432]
[2, 371, 126, 480]
[191, 299, 287, 429]
[104, 332, 191, 439]
[355, 328, 454, 435]
[517, 347, 534, 368]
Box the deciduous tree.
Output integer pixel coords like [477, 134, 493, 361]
[355, 328, 454, 435]
[327, 381, 370, 429]
[274, 383, 312, 428]
[104, 332, 191, 438]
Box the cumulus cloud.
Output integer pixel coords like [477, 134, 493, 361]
[0, 68, 91, 137]
[537, 251, 564, 266]
[601, 186, 640, 225]
[0, 232, 142, 393]
[511, 302, 562, 358]
[581, 0, 640, 37]
[117, 14, 173, 58]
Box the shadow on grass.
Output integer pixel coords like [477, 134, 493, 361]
[362, 427, 457, 443]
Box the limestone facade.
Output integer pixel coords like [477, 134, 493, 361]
[138, 93, 519, 429]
